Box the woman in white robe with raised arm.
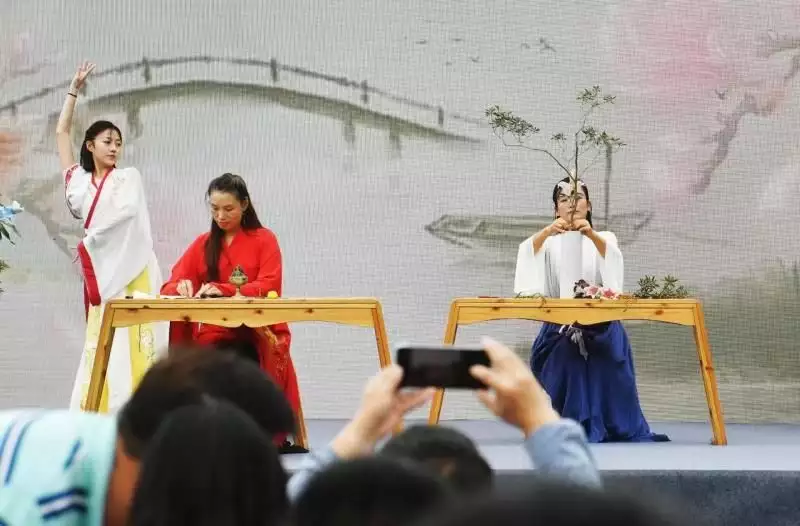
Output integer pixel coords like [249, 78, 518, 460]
[514, 177, 667, 443]
[56, 62, 168, 413]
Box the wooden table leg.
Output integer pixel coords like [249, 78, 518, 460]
[692, 303, 727, 445]
[372, 304, 392, 369]
[371, 304, 404, 435]
[85, 307, 116, 412]
[427, 303, 460, 425]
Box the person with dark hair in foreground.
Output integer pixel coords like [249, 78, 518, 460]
[380, 425, 493, 494]
[0, 346, 294, 526]
[129, 400, 287, 526]
[161, 172, 303, 450]
[287, 337, 600, 502]
[413, 478, 682, 526]
[117, 344, 296, 457]
[293, 456, 450, 526]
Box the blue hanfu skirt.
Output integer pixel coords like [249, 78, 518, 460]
[531, 321, 669, 443]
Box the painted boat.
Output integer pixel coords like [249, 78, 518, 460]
[424, 211, 654, 251]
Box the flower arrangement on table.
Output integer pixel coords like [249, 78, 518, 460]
[572, 279, 621, 299]
[516, 276, 690, 301]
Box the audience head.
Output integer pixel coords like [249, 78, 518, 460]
[128, 399, 287, 526]
[381, 424, 493, 494]
[105, 346, 295, 526]
[292, 456, 451, 526]
[415, 478, 682, 526]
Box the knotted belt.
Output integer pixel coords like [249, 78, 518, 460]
[559, 323, 588, 360]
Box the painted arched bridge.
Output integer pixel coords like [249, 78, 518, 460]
[0, 55, 487, 144]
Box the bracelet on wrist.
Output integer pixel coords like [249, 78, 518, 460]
[67, 92, 77, 98]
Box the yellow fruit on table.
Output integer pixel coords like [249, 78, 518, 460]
[267, 290, 279, 299]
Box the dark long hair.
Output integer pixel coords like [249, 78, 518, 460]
[128, 399, 288, 526]
[204, 173, 263, 281]
[552, 176, 593, 227]
[79, 120, 122, 174]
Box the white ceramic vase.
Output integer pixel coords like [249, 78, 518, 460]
[558, 230, 583, 298]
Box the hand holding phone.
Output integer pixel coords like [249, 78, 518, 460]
[395, 344, 490, 389]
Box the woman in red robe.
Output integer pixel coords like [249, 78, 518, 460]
[161, 172, 303, 451]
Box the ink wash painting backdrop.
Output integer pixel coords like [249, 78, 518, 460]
[1, 0, 799, 424]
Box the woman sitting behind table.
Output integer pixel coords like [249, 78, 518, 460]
[514, 177, 667, 443]
[161, 173, 303, 449]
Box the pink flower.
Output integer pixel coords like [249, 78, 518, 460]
[614, 0, 732, 112]
[587, 286, 599, 296]
[602, 288, 617, 299]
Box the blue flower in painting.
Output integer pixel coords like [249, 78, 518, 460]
[0, 200, 23, 243]
[0, 200, 23, 221]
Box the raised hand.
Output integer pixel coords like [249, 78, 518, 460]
[546, 218, 570, 236]
[470, 337, 559, 437]
[331, 365, 434, 458]
[571, 219, 592, 236]
[69, 62, 96, 93]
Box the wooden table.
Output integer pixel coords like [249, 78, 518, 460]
[86, 297, 393, 449]
[427, 297, 727, 446]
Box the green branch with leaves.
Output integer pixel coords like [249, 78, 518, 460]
[632, 275, 689, 299]
[486, 86, 624, 218]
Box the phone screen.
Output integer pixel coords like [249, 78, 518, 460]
[395, 345, 490, 389]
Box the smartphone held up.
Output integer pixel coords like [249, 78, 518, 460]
[395, 344, 490, 389]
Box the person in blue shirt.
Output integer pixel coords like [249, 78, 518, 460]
[286, 336, 601, 503]
[0, 345, 295, 526]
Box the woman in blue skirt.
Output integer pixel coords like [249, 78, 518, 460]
[514, 177, 668, 443]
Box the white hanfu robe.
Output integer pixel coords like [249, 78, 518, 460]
[63, 163, 168, 413]
[514, 231, 624, 297]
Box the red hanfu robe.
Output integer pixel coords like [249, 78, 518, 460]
[161, 227, 301, 434]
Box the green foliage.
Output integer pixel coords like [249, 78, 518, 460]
[632, 275, 689, 299]
[486, 85, 625, 181]
[0, 218, 20, 297]
[0, 220, 19, 245]
[0, 258, 7, 295]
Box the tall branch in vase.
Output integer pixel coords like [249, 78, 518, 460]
[486, 86, 625, 225]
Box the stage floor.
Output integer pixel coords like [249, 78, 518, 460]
[281, 419, 800, 472]
[283, 419, 800, 525]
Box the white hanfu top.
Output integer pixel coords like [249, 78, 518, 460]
[514, 231, 624, 297]
[64, 163, 154, 303]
